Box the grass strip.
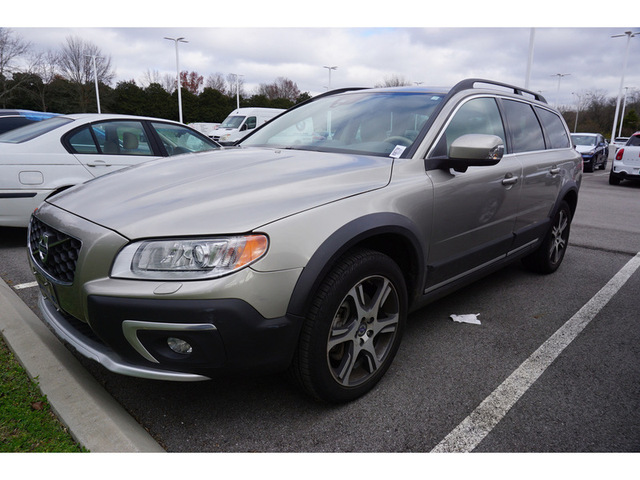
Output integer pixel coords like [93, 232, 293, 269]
[0, 336, 86, 452]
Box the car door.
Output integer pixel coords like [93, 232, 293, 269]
[500, 101, 569, 251]
[424, 96, 522, 290]
[67, 120, 160, 177]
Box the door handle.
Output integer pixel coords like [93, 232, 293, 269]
[502, 174, 518, 186]
[87, 159, 112, 167]
[550, 167, 560, 175]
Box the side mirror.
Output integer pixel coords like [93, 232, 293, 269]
[444, 134, 504, 172]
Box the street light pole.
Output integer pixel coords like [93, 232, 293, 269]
[525, 28, 536, 89]
[323, 66, 337, 90]
[610, 31, 639, 144]
[85, 54, 102, 114]
[551, 73, 570, 108]
[231, 73, 243, 109]
[572, 92, 581, 133]
[619, 87, 630, 138]
[164, 36, 188, 123]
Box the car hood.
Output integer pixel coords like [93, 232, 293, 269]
[574, 144, 596, 153]
[48, 147, 393, 238]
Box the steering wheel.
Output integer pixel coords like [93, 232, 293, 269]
[383, 136, 412, 146]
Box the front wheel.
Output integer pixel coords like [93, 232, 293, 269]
[522, 200, 572, 274]
[291, 249, 407, 402]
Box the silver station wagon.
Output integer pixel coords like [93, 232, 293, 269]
[28, 79, 582, 402]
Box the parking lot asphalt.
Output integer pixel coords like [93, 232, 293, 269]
[0, 276, 164, 452]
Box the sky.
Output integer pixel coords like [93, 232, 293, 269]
[4, 1, 640, 109]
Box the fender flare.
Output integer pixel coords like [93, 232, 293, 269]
[286, 212, 426, 318]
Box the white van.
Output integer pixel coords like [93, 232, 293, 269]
[188, 122, 220, 139]
[214, 107, 285, 145]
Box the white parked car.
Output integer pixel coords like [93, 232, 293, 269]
[610, 131, 640, 185]
[0, 113, 220, 227]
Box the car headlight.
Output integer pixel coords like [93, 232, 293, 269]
[111, 235, 268, 280]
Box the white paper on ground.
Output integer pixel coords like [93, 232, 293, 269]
[450, 313, 481, 325]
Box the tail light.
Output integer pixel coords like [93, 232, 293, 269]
[616, 149, 624, 161]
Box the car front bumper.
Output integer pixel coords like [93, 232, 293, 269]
[36, 289, 303, 381]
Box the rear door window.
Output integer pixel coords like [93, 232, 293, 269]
[535, 107, 570, 149]
[501, 100, 545, 153]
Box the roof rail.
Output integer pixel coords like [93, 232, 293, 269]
[449, 78, 547, 104]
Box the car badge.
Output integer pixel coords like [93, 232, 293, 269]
[37, 232, 52, 263]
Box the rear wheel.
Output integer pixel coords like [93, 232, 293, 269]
[609, 172, 621, 185]
[522, 201, 572, 274]
[291, 249, 407, 403]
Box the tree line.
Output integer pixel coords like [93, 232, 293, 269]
[558, 89, 640, 140]
[0, 29, 311, 124]
[1, 28, 638, 136]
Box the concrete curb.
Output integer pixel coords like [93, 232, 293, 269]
[0, 277, 165, 452]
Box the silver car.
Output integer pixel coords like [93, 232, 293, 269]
[28, 79, 582, 402]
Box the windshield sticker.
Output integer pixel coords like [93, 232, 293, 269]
[390, 145, 406, 158]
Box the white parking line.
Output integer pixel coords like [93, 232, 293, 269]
[13, 281, 38, 290]
[431, 252, 640, 453]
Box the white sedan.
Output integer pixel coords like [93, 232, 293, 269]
[0, 113, 221, 227]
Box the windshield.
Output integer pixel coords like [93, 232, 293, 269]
[220, 116, 245, 129]
[570, 134, 597, 146]
[241, 90, 444, 157]
[0, 116, 73, 143]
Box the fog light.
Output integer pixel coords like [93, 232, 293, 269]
[167, 337, 193, 354]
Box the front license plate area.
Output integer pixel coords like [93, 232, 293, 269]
[34, 270, 60, 310]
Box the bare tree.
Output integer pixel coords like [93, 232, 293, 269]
[205, 72, 227, 94]
[374, 74, 411, 87]
[29, 49, 60, 111]
[257, 77, 300, 101]
[0, 28, 32, 107]
[140, 69, 175, 92]
[57, 36, 115, 111]
[57, 36, 114, 85]
[226, 73, 245, 99]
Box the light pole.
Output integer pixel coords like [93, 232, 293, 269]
[323, 66, 337, 90]
[572, 92, 582, 133]
[164, 36, 188, 123]
[231, 73, 243, 109]
[610, 31, 639, 144]
[551, 73, 570, 108]
[85, 54, 102, 114]
[525, 28, 536, 89]
[618, 87, 631, 138]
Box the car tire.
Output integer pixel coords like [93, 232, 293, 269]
[609, 172, 621, 185]
[522, 200, 572, 274]
[291, 249, 407, 403]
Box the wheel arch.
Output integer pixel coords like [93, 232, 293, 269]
[560, 185, 579, 219]
[286, 213, 425, 318]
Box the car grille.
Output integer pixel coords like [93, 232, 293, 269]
[28, 216, 82, 284]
